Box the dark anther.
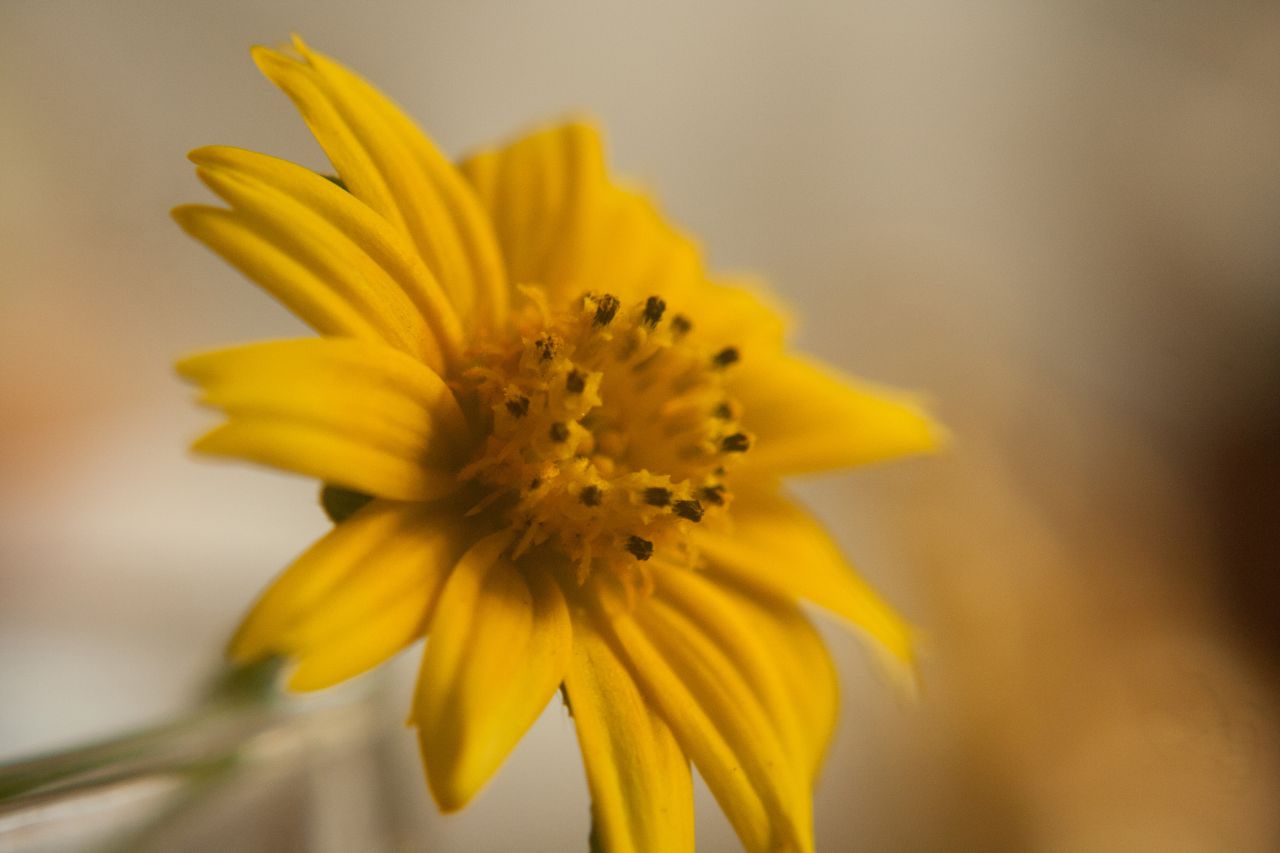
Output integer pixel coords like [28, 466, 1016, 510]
[535, 335, 557, 361]
[529, 477, 542, 490]
[580, 485, 603, 507]
[549, 422, 570, 442]
[712, 347, 740, 368]
[700, 484, 726, 505]
[673, 499, 704, 522]
[721, 433, 751, 453]
[505, 396, 531, 418]
[712, 402, 734, 420]
[626, 535, 654, 561]
[566, 370, 587, 394]
[670, 314, 692, 337]
[643, 487, 672, 507]
[642, 296, 666, 327]
[593, 294, 620, 326]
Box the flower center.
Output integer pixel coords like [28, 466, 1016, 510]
[459, 291, 750, 584]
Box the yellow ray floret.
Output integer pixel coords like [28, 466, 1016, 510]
[179, 338, 469, 500]
[253, 36, 507, 330]
[732, 353, 944, 478]
[229, 499, 473, 685]
[413, 532, 572, 812]
[695, 488, 919, 671]
[589, 574, 813, 853]
[187, 145, 465, 371]
[461, 122, 703, 305]
[173, 204, 388, 346]
[564, 612, 695, 853]
[652, 562, 837, 786]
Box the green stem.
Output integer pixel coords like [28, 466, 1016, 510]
[0, 658, 284, 804]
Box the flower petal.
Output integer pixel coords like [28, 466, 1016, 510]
[187, 145, 464, 371]
[413, 534, 572, 811]
[733, 353, 943, 478]
[564, 606, 694, 853]
[653, 563, 837, 786]
[597, 185, 703, 303]
[286, 588, 427, 692]
[173, 204, 384, 345]
[699, 574, 840, 784]
[192, 420, 458, 502]
[178, 338, 468, 500]
[190, 164, 443, 369]
[252, 37, 507, 330]
[229, 499, 473, 684]
[460, 121, 605, 294]
[589, 576, 813, 853]
[459, 122, 702, 305]
[692, 489, 916, 669]
[665, 276, 790, 354]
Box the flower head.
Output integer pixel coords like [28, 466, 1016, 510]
[176, 36, 941, 853]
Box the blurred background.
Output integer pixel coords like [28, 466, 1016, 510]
[3, 1, 1280, 850]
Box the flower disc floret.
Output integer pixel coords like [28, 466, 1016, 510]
[459, 291, 751, 583]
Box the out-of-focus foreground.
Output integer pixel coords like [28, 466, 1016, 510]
[3, 2, 1279, 851]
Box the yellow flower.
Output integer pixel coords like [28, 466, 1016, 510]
[175, 36, 940, 853]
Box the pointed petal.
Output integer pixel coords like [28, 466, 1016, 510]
[190, 164, 442, 369]
[253, 38, 507, 329]
[698, 573, 839, 783]
[459, 122, 702, 304]
[564, 607, 694, 853]
[414, 534, 571, 811]
[460, 121, 606, 293]
[732, 354, 943, 478]
[589, 576, 812, 853]
[192, 420, 455, 501]
[189, 145, 464, 370]
[596, 185, 703, 303]
[178, 338, 468, 500]
[664, 276, 790, 354]
[173, 204, 384, 345]
[286, 586, 428, 691]
[229, 500, 473, 685]
[693, 489, 917, 669]
[652, 563, 837, 786]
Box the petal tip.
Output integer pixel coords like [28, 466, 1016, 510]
[284, 663, 336, 694]
[417, 734, 479, 814]
[186, 145, 234, 168]
[169, 203, 201, 226]
[250, 42, 294, 77]
[427, 778, 471, 814]
[289, 33, 314, 58]
[173, 353, 201, 381]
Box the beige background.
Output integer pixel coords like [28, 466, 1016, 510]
[4, 1, 1280, 850]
